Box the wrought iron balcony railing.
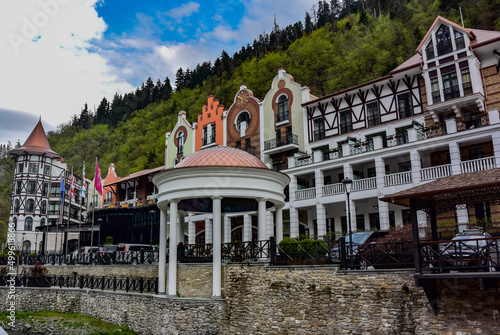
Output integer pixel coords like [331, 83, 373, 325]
[264, 134, 298, 150]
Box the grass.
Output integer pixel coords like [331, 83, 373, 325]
[0, 311, 139, 334]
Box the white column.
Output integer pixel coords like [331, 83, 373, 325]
[167, 201, 178, 297]
[375, 156, 385, 191]
[205, 216, 213, 244]
[158, 206, 168, 295]
[289, 207, 299, 239]
[449, 141, 462, 175]
[316, 203, 326, 239]
[224, 215, 231, 243]
[315, 170, 324, 198]
[275, 206, 284, 244]
[492, 129, 500, 168]
[178, 212, 185, 244]
[378, 199, 390, 231]
[188, 213, 195, 244]
[364, 213, 370, 231]
[410, 149, 421, 184]
[289, 175, 297, 202]
[266, 211, 274, 239]
[456, 205, 469, 232]
[212, 196, 222, 298]
[258, 198, 267, 241]
[243, 214, 252, 242]
[346, 198, 357, 232]
[394, 209, 403, 228]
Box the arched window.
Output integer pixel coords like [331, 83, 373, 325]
[25, 217, 33, 231]
[277, 95, 289, 122]
[14, 199, 19, 212]
[40, 218, 46, 226]
[27, 199, 35, 213]
[436, 24, 452, 56]
[13, 217, 17, 230]
[236, 112, 250, 131]
[177, 131, 184, 154]
[22, 241, 31, 255]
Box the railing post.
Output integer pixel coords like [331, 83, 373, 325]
[140, 248, 145, 264]
[79, 275, 84, 289]
[102, 276, 105, 290]
[90, 276, 94, 290]
[113, 276, 117, 291]
[126, 277, 129, 292]
[339, 237, 346, 270]
[140, 277, 144, 293]
[269, 237, 276, 265]
[112, 251, 117, 264]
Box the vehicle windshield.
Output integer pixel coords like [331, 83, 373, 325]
[345, 232, 371, 244]
[451, 235, 488, 247]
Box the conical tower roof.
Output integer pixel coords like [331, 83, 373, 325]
[9, 119, 61, 158]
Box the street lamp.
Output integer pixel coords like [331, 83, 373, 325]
[149, 210, 156, 250]
[342, 178, 353, 269]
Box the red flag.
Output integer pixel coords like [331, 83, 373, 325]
[95, 160, 103, 196]
[70, 174, 75, 201]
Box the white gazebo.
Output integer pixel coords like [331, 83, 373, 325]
[153, 146, 290, 298]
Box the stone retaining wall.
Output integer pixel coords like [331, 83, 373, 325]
[3, 265, 500, 334]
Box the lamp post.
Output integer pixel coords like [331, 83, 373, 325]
[97, 218, 103, 248]
[149, 210, 156, 250]
[35, 231, 39, 255]
[21, 232, 26, 255]
[342, 178, 353, 269]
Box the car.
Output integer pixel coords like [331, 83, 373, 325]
[78, 246, 99, 254]
[116, 244, 157, 264]
[440, 229, 499, 272]
[327, 230, 389, 268]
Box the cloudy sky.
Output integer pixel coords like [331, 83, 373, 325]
[0, 0, 318, 146]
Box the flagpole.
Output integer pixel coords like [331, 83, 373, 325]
[78, 161, 85, 251]
[56, 171, 64, 254]
[91, 157, 97, 249]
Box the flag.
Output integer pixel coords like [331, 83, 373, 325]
[60, 175, 65, 207]
[80, 162, 86, 199]
[70, 174, 75, 201]
[95, 160, 103, 196]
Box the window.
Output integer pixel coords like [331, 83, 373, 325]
[277, 95, 289, 122]
[442, 72, 459, 100]
[313, 118, 325, 140]
[436, 24, 452, 56]
[28, 181, 36, 195]
[397, 93, 412, 119]
[44, 165, 51, 176]
[25, 217, 33, 231]
[41, 201, 47, 214]
[14, 199, 20, 213]
[461, 67, 472, 95]
[236, 112, 250, 131]
[15, 181, 21, 195]
[27, 199, 35, 213]
[29, 163, 38, 173]
[366, 102, 379, 127]
[339, 110, 352, 134]
[468, 147, 484, 160]
[12, 217, 17, 230]
[454, 30, 465, 49]
[398, 161, 411, 172]
[42, 183, 48, 196]
[425, 40, 434, 59]
[18, 163, 23, 173]
[177, 131, 184, 154]
[106, 191, 113, 204]
[203, 125, 208, 145]
[40, 218, 46, 226]
[430, 77, 441, 103]
[211, 124, 216, 142]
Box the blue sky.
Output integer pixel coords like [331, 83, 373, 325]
[0, 0, 317, 145]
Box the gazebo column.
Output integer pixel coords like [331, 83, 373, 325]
[205, 216, 213, 244]
[289, 207, 299, 239]
[178, 212, 185, 244]
[223, 215, 231, 243]
[167, 200, 178, 297]
[266, 211, 274, 239]
[212, 196, 223, 298]
[243, 214, 252, 242]
[258, 198, 267, 241]
[275, 205, 284, 244]
[188, 213, 195, 244]
[158, 205, 168, 295]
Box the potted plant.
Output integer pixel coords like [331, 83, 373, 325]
[28, 262, 51, 287]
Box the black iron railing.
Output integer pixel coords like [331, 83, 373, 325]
[264, 134, 298, 150]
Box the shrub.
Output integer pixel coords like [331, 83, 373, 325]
[0, 267, 7, 276]
[279, 237, 298, 255]
[30, 262, 49, 277]
[0, 253, 7, 260]
[104, 236, 114, 245]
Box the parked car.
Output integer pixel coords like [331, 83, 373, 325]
[116, 244, 157, 264]
[440, 229, 499, 272]
[78, 246, 99, 254]
[327, 230, 389, 268]
[100, 245, 118, 255]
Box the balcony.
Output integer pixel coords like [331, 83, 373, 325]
[295, 155, 313, 167]
[425, 46, 435, 60]
[322, 183, 343, 196]
[443, 86, 460, 101]
[295, 187, 316, 200]
[352, 177, 377, 191]
[436, 40, 453, 56]
[350, 141, 374, 155]
[384, 171, 412, 187]
[271, 161, 287, 172]
[460, 157, 496, 174]
[264, 134, 299, 155]
[463, 82, 472, 95]
[322, 148, 342, 161]
[431, 91, 441, 104]
[420, 164, 452, 181]
[457, 113, 488, 131]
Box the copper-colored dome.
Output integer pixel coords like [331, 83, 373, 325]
[175, 146, 268, 169]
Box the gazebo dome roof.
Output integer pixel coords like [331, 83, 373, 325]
[175, 146, 268, 169]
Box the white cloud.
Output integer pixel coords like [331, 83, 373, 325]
[163, 2, 200, 21]
[0, 0, 133, 133]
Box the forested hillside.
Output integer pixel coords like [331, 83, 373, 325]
[0, 0, 499, 241]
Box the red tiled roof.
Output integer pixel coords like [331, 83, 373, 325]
[9, 120, 61, 158]
[105, 166, 165, 186]
[175, 146, 268, 169]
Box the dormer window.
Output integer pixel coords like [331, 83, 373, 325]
[277, 95, 289, 123]
[454, 30, 465, 49]
[436, 24, 452, 56]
